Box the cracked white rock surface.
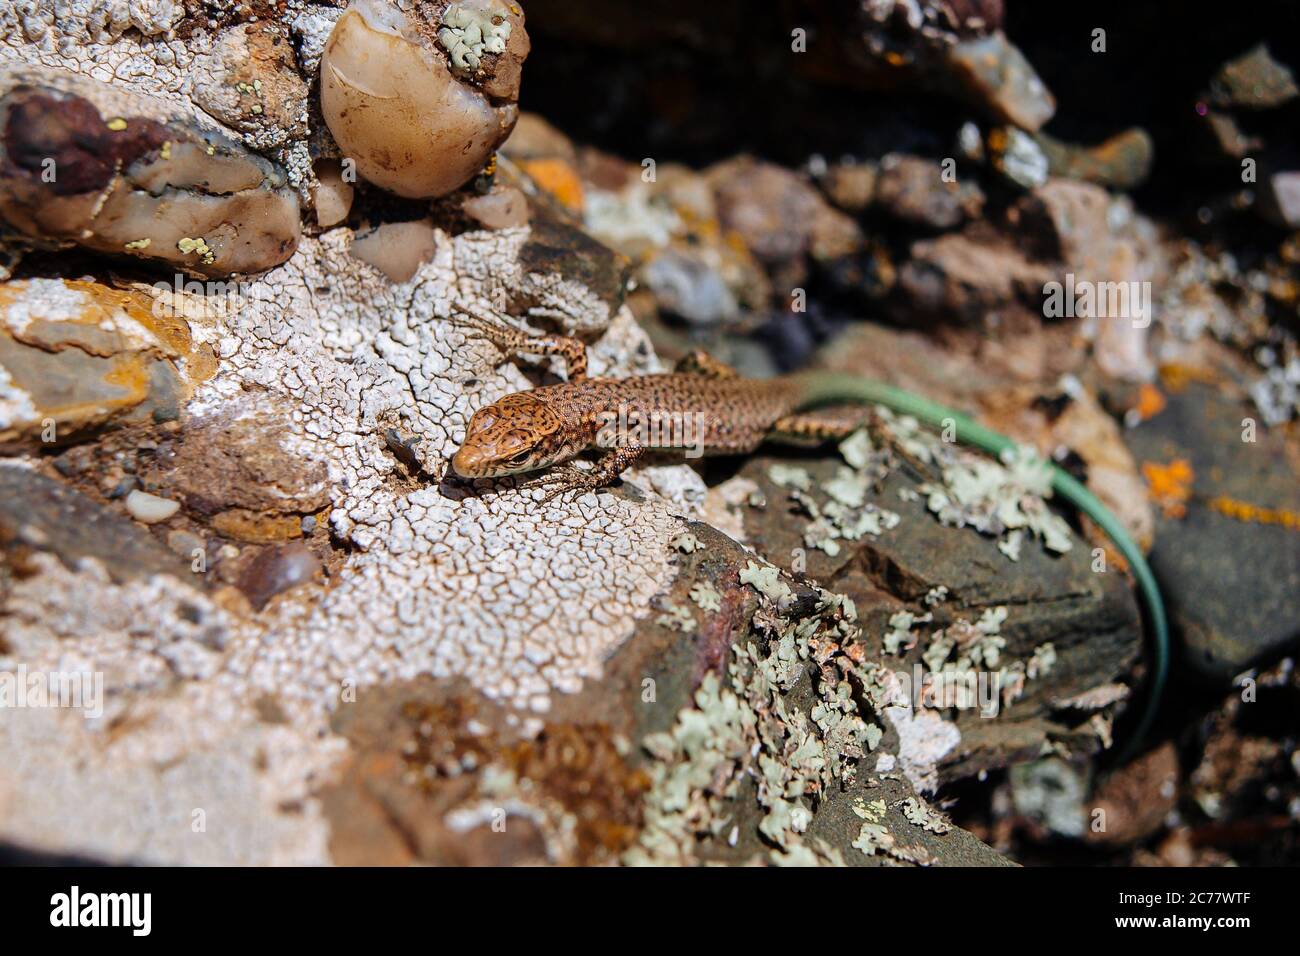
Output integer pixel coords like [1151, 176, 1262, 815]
[0, 222, 689, 862]
[0, 5, 697, 864]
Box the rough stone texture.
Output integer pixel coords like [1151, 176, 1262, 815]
[1125, 381, 1300, 678]
[0, 0, 1157, 868]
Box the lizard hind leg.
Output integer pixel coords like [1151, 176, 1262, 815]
[449, 300, 589, 381]
[772, 406, 937, 482]
[674, 348, 740, 379]
[770, 405, 868, 447]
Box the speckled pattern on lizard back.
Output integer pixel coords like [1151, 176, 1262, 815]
[445, 303, 846, 493]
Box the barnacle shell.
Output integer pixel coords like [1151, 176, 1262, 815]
[319, 0, 526, 199]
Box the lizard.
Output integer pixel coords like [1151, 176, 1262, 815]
[444, 303, 1169, 761]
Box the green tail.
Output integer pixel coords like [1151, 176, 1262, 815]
[793, 372, 1167, 762]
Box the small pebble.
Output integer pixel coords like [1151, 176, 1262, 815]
[107, 475, 138, 499]
[236, 541, 322, 611]
[126, 489, 180, 523]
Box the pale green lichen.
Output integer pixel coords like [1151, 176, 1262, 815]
[738, 561, 794, 609]
[655, 600, 695, 633]
[177, 236, 215, 265]
[438, 2, 513, 75]
[688, 581, 722, 613]
[767, 463, 812, 491]
[884, 610, 931, 655]
[901, 796, 952, 834]
[924, 445, 1074, 556]
[630, 567, 891, 865]
[838, 428, 879, 471]
[671, 531, 702, 553]
[1027, 642, 1057, 680]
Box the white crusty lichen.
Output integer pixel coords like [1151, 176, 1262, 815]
[0, 214, 684, 864]
[438, 1, 512, 74]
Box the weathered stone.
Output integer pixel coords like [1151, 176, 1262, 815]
[0, 65, 301, 278]
[873, 154, 983, 229]
[1210, 43, 1299, 110]
[236, 541, 322, 611]
[1035, 128, 1155, 191]
[1125, 382, 1300, 678]
[1259, 170, 1300, 229]
[945, 32, 1056, 131]
[190, 23, 310, 148]
[0, 278, 217, 445]
[0, 466, 195, 586]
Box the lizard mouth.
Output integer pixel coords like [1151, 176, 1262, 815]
[451, 445, 531, 478]
[450, 446, 492, 477]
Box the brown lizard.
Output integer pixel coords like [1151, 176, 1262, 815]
[443, 302, 1168, 760]
[446, 302, 891, 492]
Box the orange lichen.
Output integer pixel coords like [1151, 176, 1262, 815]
[1142, 458, 1194, 518]
[1135, 382, 1167, 421]
[516, 157, 584, 213]
[1205, 496, 1300, 531]
[1157, 363, 1218, 393]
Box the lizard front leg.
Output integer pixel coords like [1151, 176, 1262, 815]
[534, 443, 646, 503]
[450, 300, 588, 381]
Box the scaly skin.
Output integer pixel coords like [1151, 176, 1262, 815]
[447, 312, 1167, 761]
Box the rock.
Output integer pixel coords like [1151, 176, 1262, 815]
[944, 31, 1056, 131]
[873, 154, 983, 229]
[896, 230, 1052, 325]
[190, 22, 310, 148]
[1258, 170, 1300, 229]
[0, 65, 301, 278]
[1210, 43, 1298, 110]
[236, 541, 322, 611]
[125, 489, 179, 524]
[462, 186, 530, 230]
[502, 112, 579, 164]
[988, 126, 1049, 189]
[137, 395, 331, 528]
[640, 247, 739, 327]
[312, 160, 354, 229]
[350, 220, 439, 283]
[726, 445, 1142, 785]
[0, 466, 194, 586]
[1034, 128, 1155, 191]
[708, 156, 863, 286]
[503, 115, 585, 214]
[1084, 742, 1179, 846]
[820, 160, 878, 214]
[319, 0, 528, 199]
[1009, 758, 1089, 837]
[512, 195, 631, 331]
[0, 278, 218, 445]
[1125, 382, 1300, 678]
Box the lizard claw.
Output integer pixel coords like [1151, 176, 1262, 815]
[524, 464, 604, 504]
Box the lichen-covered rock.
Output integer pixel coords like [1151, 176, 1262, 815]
[319, 0, 527, 198]
[190, 22, 310, 150]
[0, 278, 218, 444]
[1125, 381, 1300, 678]
[0, 66, 301, 277]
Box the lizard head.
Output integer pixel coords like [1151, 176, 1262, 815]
[451, 392, 569, 478]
